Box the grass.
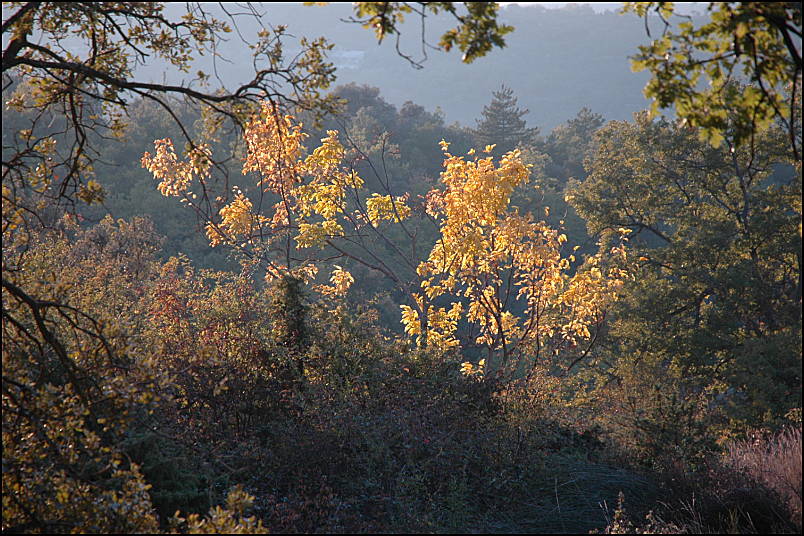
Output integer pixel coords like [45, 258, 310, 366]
[470, 454, 659, 534]
[725, 426, 802, 531]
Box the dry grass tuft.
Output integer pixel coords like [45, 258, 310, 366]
[725, 426, 802, 531]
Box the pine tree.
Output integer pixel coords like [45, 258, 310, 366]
[474, 85, 539, 156]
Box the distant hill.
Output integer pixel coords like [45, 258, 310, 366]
[125, 3, 699, 130]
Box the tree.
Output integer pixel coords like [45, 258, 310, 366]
[2, 3, 339, 230]
[1, 1, 514, 349]
[542, 107, 605, 183]
[2, 216, 166, 532]
[1, 5, 337, 526]
[624, 2, 802, 160]
[2, 2, 511, 234]
[566, 112, 801, 460]
[405, 141, 630, 379]
[142, 106, 629, 382]
[474, 85, 539, 157]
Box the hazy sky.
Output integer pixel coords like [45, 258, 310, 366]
[502, 2, 707, 14]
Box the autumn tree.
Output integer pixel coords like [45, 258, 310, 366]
[2, 1, 514, 345]
[2, 3, 512, 531]
[1, 2, 334, 526]
[2, 3, 341, 236]
[404, 141, 630, 379]
[143, 104, 629, 383]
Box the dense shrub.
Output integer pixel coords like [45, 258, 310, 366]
[4, 214, 800, 533]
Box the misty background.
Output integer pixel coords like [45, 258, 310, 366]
[131, 2, 705, 131]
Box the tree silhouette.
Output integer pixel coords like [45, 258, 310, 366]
[474, 85, 539, 156]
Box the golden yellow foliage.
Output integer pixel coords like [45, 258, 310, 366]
[404, 144, 629, 373]
[170, 486, 268, 534]
[366, 193, 411, 223]
[242, 104, 307, 192]
[141, 139, 212, 197]
[460, 358, 486, 377]
[144, 104, 416, 266]
[143, 103, 628, 377]
[206, 191, 269, 247]
[316, 265, 355, 297]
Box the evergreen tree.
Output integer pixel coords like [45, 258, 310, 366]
[543, 107, 606, 183]
[474, 85, 539, 156]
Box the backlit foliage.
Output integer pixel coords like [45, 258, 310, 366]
[408, 141, 630, 376]
[145, 139, 213, 198]
[2, 1, 338, 243]
[143, 102, 411, 278]
[346, 2, 513, 65]
[1, 218, 301, 533]
[144, 104, 629, 380]
[317, 265, 355, 298]
[624, 2, 801, 158]
[170, 486, 268, 534]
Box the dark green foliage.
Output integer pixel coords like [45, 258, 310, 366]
[542, 106, 605, 184]
[122, 429, 211, 522]
[474, 84, 539, 156]
[567, 112, 801, 466]
[267, 275, 310, 354]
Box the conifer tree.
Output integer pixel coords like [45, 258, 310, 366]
[474, 85, 539, 156]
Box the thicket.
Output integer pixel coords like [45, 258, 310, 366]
[1, 213, 650, 533]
